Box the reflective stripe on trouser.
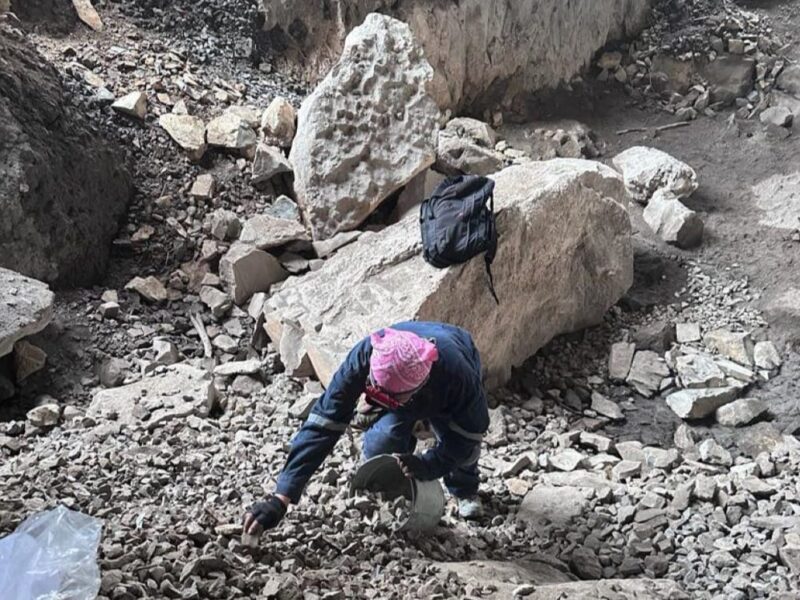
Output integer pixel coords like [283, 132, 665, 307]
[361, 411, 480, 499]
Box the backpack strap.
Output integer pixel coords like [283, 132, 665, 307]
[484, 190, 499, 305]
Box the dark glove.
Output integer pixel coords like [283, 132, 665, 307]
[396, 454, 437, 481]
[248, 495, 287, 530]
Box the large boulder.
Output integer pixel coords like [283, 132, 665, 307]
[289, 14, 439, 240]
[0, 268, 54, 358]
[262, 159, 632, 388]
[259, 0, 652, 114]
[0, 26, 131, 287]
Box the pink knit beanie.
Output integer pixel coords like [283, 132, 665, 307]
[369, 328, 438, 394]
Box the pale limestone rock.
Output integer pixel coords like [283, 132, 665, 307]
[716, 397, 767, 427]
[675, 352, 726, 389]
[612, 146, 698, 203]
[159, 114, 207, 161]
[261, 97, 296, 148]
[0, 268, 54, 357]
[207, 113, 257, 157]
[753, 341, 781, 370]
[704, 329, 754, 365]
[251, 143, 293, 185]
[125, 276, 167, 303]
[626, 351, 670, 397]
[88, 364, 218, 431]
[666, 385, 744, 420]
[112, 91, 146, 120]
[642, 190, 703, 248]
[608, 341, 635, 380]
[27, 403, 61, 428]
[263, 159, 632, 388]
[220, 243, 288, 305]
[224, 105, 261, 129]
[517, 485, 591, 528]
[289, 14, 440, 240]
[239, 215, 308, 250]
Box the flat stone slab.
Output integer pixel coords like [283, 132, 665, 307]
[88, 364, 218, 431]
[0, 268, 55, 357]
[263, 159, 633, 388]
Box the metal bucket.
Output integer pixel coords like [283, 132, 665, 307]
[349, 454, 445, 532]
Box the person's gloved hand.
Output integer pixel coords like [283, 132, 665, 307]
[243, 495, 288, 535]
[395, 454, 437, 481]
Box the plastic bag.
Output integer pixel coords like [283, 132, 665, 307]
[0, 505, 102, 600]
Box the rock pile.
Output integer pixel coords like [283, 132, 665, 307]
[612, 146, 704, 249]
[595, 0, 785, 123]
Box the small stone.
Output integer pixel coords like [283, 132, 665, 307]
[159, 114, 207, 161]
[207, 113, 257, 157]
[608, 342, 635, 380]
[626, 351, 670, 397]
[209, 209, 241, 242]
[697, 438, 732, 466]
[212, 334, 238, 354]
[261, 97, 296, 148]
[224, 105, 261, 129]
[267, 195, 301, 221]
[152, 339, 180, 366]
[200, 286, 232, 318]
[676, 322, 701, 343]
[632, 321, 676, 353]
[27, 403, 61, 428]
[239, 215, 308, 250]
[99, 357, 128, 388]
[213, 360, 262, 377]
[98, 300, 121, 318]
[506, 478, 531, 496]
[753, 341, 781, 370]
[704, 329, 754, 366]
[716, 398, 767, 427]
[694, 475, 716, 501]
[512, 584, 535, 597]
[760, 106, 793, 128]
[112, 91, 146, 120]
[312, 231, 362, 259]
[125, 276, 167, 303]
[579, 431, 613, 453]
[643, 191, 704, 249]
[549, 448, 585, 472]
[219, 243, 288, 305]
[252, 143, 293, 185]
[190, 174, 215, 200]
[612, 460, 641, 481]
[675, 352, 726, 388]
[666, 385, 743, 420]
[673, 423, 696, 450]
[591, 392, 624, 420]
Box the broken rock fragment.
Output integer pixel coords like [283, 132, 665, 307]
[665, 385, 743, 419]
[289, 13, 439, 240]
[88, 363, 218, 430]
[112, 91, 146, 120]
[642, 191, 703, 249]
[125, 276, 167, 303]
[753, 341, 781, 371]
[220, 243, 288, 305]
[716, 397, 767, 427]
[207, 113, 258, 157]
[704, 329, 754, 365]
[626, 351, 670, 397]
[251, 143, 293, 185]
[608, 342, 635, 380]
[239, 215, 309, 250]
[159, 114, 207, 161]
[612, 146, 698, 203]
[0, 268, 55, 358]
[27, 403, 61, 428]
[261, 97, 296, 148]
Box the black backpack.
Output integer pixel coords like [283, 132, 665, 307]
[420, 175, 499, 304]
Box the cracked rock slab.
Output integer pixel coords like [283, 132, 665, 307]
[88, 363, 218, 430]
[0, 268, 55, 358]
[264, 159, 632, 389]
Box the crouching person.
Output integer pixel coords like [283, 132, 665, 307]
[243, 321, 490, 534]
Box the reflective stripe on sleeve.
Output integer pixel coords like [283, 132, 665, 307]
[448, 420, 485, 442]
[306, 413, 348, 432]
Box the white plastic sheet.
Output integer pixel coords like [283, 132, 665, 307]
[0, 505, 102, 600]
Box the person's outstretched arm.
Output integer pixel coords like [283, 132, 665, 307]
[244, 337, 371, 534]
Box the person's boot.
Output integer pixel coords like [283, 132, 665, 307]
[457, 496, 484, 520]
